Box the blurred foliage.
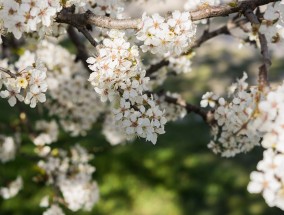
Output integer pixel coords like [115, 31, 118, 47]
[1, 36, 284, 215]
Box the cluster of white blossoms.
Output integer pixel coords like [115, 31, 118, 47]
[34, 120, 59, 146]
[248, 83, 284, 210]
[38, 144, 99, 212]
[168, 55, 193, 74]
[102, 93, 187, 145]
[0, 55, 48, 108]
[48, 75, 105, 136]
[248, 149, 284, 210]
[0, 176, 23, 200]
[88, 30, 167, 144]
[0, 135, 18, 163]
[114, 95, 167, 145]
[32, 120, 59, 157]
[202, 75, 284, 210]
[102, 112, 134, 146]
[205, 73, 262, 157]
[0, 0, 62, 40]
[33, 40, 105, 136]
[260, 2, 284, 46]
[137, 11, 196, 56]
[155, 92, 187, 121]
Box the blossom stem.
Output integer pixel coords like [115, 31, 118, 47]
[244, 9, 271, 89]
[0, 67, 17, 78]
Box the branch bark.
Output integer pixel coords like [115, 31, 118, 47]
[244, 9, 271, 89]
[0, 67, 17, 78]
[56, 0, 278, 30]
[156, 92, 214, 124]
[56, 6, 97, 47]
[67, 26, 93, 73]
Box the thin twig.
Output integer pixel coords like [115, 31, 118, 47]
[0, 67, 17, 78]
[146, 22, 233, 76]
[163, 94, 214, 124]
[151, 91, 214, 124]
[244, 9, 271, 89]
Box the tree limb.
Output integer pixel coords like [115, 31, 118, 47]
[67, 26, 93, 73]
[56, 0, 278, 30]
[155, 92, 215, 124]
[0, 67, 17, 78]
[56, 6, 97, 47]
[244, 9, 271, 89]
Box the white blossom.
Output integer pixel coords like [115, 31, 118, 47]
[260, 2, 284, 46]
[0, 176, 23, 199]
[200, 92, 219, 108]
[33, 120, 59, 146]
[0, 136, 17, 163]
[37, 145, 99, 211]
[43, 204, 65, 215]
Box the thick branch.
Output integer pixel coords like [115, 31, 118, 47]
[190, 0, 278, 21]
[56, 6, 97, 47]
[146, 61, 170, 77]
[67, 26, 92, 73]
[56, 0, 278, 30]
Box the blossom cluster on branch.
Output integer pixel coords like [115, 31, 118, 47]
[87, 30, 167, 144]
[0, 57, 48, 108]
[38, 144, 99, 213]
[248, 83, 284, 209]
[0, 0, 62, 39]
[137, 11, 196, 55]
[203, 73, 262, 157]
[260, 2, 284, 46]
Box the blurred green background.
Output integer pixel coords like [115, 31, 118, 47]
[1, 36, 284, 215]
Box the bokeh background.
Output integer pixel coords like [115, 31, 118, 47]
[1, 0, 284, 214]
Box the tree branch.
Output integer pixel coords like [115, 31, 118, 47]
[146, 60, 170, 77]
[56, 0, 278, 30]
[56, 6, 97, 47]
[146, 16, 250, 77]
[190, 0, 278, 21]
[146, 21, 233, 76]
[156, 92, 214, 124]
[67, 26, 93, 73]
[0, 67, 17, 78]
[56, 0, 277, 76]
[244, 9, 271, 89]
